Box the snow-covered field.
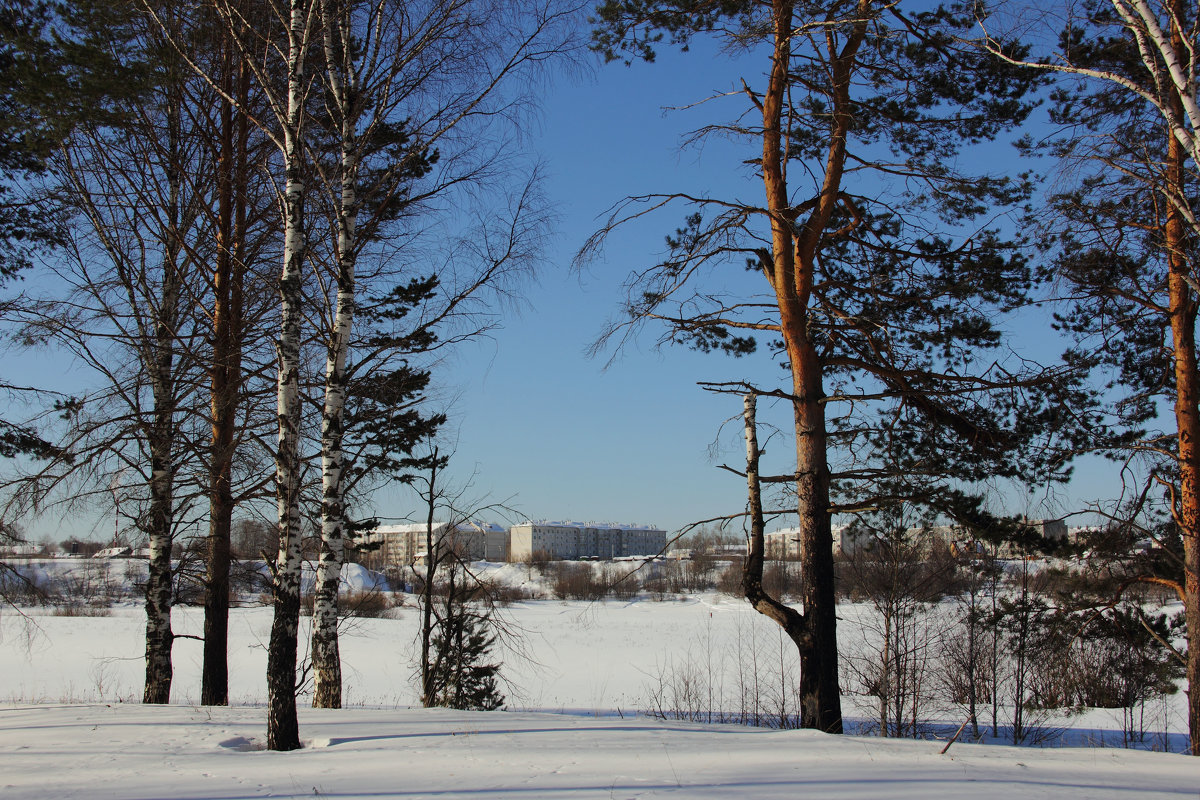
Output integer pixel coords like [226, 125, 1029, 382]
[1, 593, 798, 711]
[1, 558, 1197, 798]
[3, 702, 1196, 800]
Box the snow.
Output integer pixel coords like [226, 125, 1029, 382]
[0, 703, 1195, 800]
[519, 520, 664, 532]
[0, 577, 1197, 797]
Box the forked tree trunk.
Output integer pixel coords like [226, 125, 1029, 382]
[741, 0, 854, 734]
[740, 392, 840, 731]
[266, 0, 309, 752]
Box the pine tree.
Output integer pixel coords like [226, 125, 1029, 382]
[987, 0, 1200, 754]
[425, 563, 505, 712]
[586, 0, 1086, 734]
[0, 0, 147, 461]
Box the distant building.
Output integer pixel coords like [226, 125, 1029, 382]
[509, 521, 666, 562]
[765, 525, 867, 559]
[1023, 518, 1069, 542]
[0, 544, 43, 558]
[361, 522, 506, 569]
[92, 546, 132, 559]
[765, 528, 800, 560]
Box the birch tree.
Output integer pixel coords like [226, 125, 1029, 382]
[265, 0, 316, 752]
[306, 0, 574, 708]
[1, 6, 211, 704]
[3, 2, 284, 705]
[145, 0, 320, 748]
[587, 0, 1083, 733]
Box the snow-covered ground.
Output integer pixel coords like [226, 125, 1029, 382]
[1, 593, 793, 711]
[1, 559, 1196, 797]
[1, 703, 1195, 800]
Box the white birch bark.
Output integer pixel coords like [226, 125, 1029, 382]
[312, 0, 361, 709]
[266, 0, 313, 753]
[143, 198, 181, 705]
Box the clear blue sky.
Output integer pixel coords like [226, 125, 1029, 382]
[387, 43, 777, 535]
[7, 34, 1128, 543]
[397, 40, 1127, 536]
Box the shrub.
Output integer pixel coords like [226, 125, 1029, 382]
[484, 582, 541, 605]
[52, 601, 111, 617]
[716, 561, 742, 597]
[301, 589, 396, 618]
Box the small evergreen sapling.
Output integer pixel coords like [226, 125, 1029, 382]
[425, 562, 504, 711]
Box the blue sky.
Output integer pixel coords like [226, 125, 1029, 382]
[389, 43, 775, 534]
[6, 31, 1130, 543]
[401, 40, 1128, 536]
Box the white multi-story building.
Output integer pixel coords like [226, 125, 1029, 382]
[361, 521, 507, 569]
[763, 517, 1071, 561]
[765, 524, 862, 559]
[509, 520, 666, 562]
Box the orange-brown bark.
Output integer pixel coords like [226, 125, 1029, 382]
[1163, 0, 1200, 754]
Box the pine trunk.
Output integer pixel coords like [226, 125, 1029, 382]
[1162, 2, 1200, 754]
[742, 0, 850, 734]
[1165, 62, 1200, 757]
[266, 0, 308, 752]
[786, 318, 842, 733]
[202, 48, 247, 708]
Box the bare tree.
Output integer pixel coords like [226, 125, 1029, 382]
[145, 0, 322, 749]
[1, 5, 222, 704]
[837, 510, 958, 738]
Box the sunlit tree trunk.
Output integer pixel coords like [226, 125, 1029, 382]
[311, 0, 360, 709]
[202, 44, 247, 707]
[743, 0, 860, 733]
[1164, 8, 1200, 750]
[266, 0, 311, 752]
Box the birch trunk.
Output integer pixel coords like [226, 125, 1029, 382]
[143, 97, 183, 703]
[741, 393, 809, 652]
[312, 3, 360, 709]
[143, 330, 178, 703]
[266, 0, 310, 752]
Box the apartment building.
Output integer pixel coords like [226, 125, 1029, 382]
[361, 521, 507, 569]
[508, 520, 666, 561]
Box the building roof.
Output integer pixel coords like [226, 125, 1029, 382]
[370, 521, 504, 535]
[515, 520, 664, 532]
